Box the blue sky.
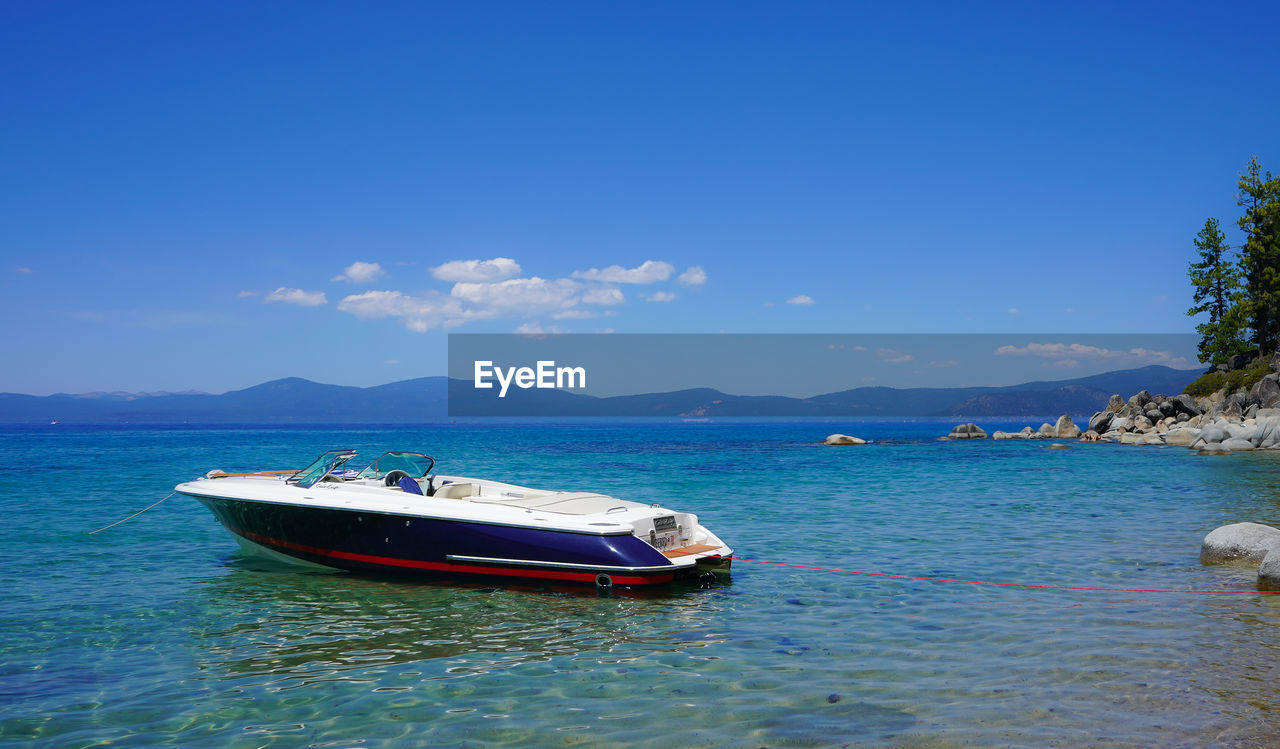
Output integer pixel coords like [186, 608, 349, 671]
[2, 1, 1277, 395]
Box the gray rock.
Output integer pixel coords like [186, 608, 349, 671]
[1145, 408, 1164, 424]
[1119, 432, 1143, 445]
[1220, 396, 1245, 422]
[1176, 412, 1190, 423]
[1201, 522, 1280, 565]
[1251, 374, 1280, 409]
[1198, 445, 1231, 455]
[1106, 394, 1125, 413]
[1133, 416, 1153, 432]
[1227, 350, 1260, 371]
[1260, 546, 1280, 591]
[1196, 423, 1230, 446]
[1088, 411, 1113, 434]
[1053, 414, 1081, 439]
[1220, 438, 1256, 451]
[1254, 415, 1280, 448]
[1174, 393, 1202, 416]
[1158, 400, 1176, 417]
[1038, 422, 1054, 436]
[946, 423, 987, 440]
[991, 430, 1013, 440]
[1164, 428, 1200, 446]
[824, 433, 866, 445]
[1272, 351, 1280, 374]
[1044, 443, 1070, 450]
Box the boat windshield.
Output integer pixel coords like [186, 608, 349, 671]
[356, 452, 435, 480]
[287, 449, 358, 488]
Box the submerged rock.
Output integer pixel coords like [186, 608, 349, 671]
[1260, 547, 1280, 591]
[1201, 522, 1280, 565]
[823, 434, 866, 446]
[1220, 438, 1255, 451]
[1044, 443, 1070, 450]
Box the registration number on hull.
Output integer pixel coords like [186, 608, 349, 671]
[650, 516, 680, 551]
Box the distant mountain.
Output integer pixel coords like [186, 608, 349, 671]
[0, 377, 448, 424]
[0, 365, 1202, 424]
[448, 364, 1202, 418]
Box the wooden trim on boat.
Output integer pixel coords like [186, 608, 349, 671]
[662, 543, 721, 558]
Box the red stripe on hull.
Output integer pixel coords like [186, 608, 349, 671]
[229, 526, 675, 586]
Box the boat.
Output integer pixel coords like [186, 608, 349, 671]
[175, 449, 732, 588]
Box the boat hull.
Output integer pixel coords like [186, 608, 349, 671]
[191, 494, 703, 586]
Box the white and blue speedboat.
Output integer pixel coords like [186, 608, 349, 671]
[176, 450, 732, 587]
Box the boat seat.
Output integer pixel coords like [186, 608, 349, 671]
[434, 482, 481, 499]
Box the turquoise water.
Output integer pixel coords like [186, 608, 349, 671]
[3, 421, 1280, 747]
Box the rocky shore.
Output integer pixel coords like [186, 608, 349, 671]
[940, 352, 1280, 454]
[1080, 352, 1280, 452]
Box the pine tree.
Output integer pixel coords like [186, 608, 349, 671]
[1237, 156, 1280, 354]
[1188, 217, 1248, 364]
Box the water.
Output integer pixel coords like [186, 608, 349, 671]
[3, 420, 1280, 747]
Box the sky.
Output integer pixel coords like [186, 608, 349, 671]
[1, 1, 1277, 395]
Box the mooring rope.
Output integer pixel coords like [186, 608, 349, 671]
[724, 556, 1280, 594]
[88, 491, 177, 535]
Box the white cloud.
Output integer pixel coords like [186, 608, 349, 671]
[383, 359, 400, 365]
[876, 348, 913, 363]
[645, 291, 677, 302]
[451, 276, 584, 314]
[514, 322, 564, 335]
[786, 295, 815, 305]
[928, 360, 960, 368]
[15, 267, 33, 274]
[265, 287, 327, 307]
[237, 290, 259, 298]
[332, 261, 385, 283]
[677, 266, 707, 286]
[431, 257, 522, 283]
[1007, 308, 1021, 315]
[581, 286, 626, 306]
[572, 260, 674, 284]
[995, 343, 1188, 366]
[552, 309, 603, 320]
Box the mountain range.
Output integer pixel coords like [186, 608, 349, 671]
[0, 365, 1201, 424]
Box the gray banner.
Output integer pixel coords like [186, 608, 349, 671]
[447, 333, 1201, 417]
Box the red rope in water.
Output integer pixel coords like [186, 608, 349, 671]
[725, 556, 1279, 595]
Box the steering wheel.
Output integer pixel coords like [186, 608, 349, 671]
[385, 470, 411, 487]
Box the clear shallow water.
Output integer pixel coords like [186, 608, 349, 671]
[3, 420, 1280, 747]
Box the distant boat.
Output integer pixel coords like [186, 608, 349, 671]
[49, 419, 60, 425]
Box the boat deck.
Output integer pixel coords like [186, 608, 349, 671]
[662, 544, 721, 559]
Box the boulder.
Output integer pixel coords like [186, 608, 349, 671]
[1053, 415, 1081, 439]
[1128, 390, 1153, 410]
[1020, 426, 1035, 437]
[1254, 415, 1280, 448]
[1260, 546, 1280, 591]
[1176, 412, 1190, 423]
[824, 434, 866, 446]
[1133, 416, 1153, 432]
[1272, 351, 1280, 374]
[1119, 432, 1143, 445]
[1195, 423, 1230, 446]
[946, 423, 987, 440]
[1219, 396, 1245, 423]
[1088, 411, 1114, 433]
[1227, 350, 1260, 371]
[1142, 433, 1166, 445]
[1220, 438, 1256, 451]
[1105, 393, 1125, 413]
[1164, 428, 1201, 446]
[1174, 393, 1202, 416]
[1198, 445, 1231, 455]
[1158, 400, 1176, 417]
[1038, 422, 1054, 436]
[1201, 522, 1280, 565]
[1250, 374, 1280, 409]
